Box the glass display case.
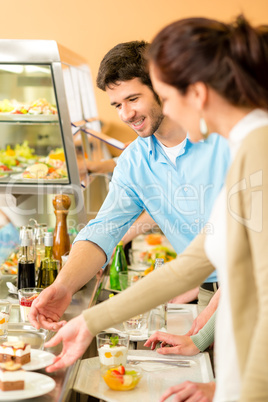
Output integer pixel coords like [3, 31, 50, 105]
[0, 40, 109, 224]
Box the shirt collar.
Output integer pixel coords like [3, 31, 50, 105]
[148, 133, 191, 161]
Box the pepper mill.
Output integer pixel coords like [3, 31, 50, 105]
[52, 194, 71, 269]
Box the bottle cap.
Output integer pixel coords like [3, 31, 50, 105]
[118, 241, 124, 246]
[44, 232, 53, 247]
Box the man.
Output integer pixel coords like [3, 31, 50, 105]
[29, 41, 229, 335]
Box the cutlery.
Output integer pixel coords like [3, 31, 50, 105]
[127, 358, 191, 367]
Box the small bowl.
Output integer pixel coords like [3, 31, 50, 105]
[101, 365, 142, 391]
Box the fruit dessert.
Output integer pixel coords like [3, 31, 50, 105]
[98, 342, 128, 368]
[0, 361, 25, 391]
[0, 311, 9, 337]
[19, 293, 39, 322]
[0, 341, 31, 365]
[102, 365, 142, 391]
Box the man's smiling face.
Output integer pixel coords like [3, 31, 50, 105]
[106, 78, 164, 138]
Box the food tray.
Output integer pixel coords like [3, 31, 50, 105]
[3, 322, 49, 350]
[74, 350, 214, 402]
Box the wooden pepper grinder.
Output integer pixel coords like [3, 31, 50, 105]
[52, 194, 71, 269]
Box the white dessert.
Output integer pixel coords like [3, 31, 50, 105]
[0, 341, 31, 365]
[0, 312, 9, 336]
[98, 344, 128, 367]
[0, 361, 25, 391]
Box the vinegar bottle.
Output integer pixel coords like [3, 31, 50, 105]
[17, 236, 36, 290]
[52, 194, 71, 269]
[37, 232, 58, 288]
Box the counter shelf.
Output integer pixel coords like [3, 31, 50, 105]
[0, 270, 104, 402]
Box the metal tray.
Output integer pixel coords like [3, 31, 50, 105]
[74, 350, 214, 402]
[3, 322, 49, 350]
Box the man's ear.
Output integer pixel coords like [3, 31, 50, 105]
[186, 82, 208, 111]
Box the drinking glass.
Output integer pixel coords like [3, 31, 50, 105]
[18, 288, 43, 322]
[118, 271, 141, 291]
[118, 272, 148, 335]
[96, 331, 129, 368]
[0, 300, 11, 339]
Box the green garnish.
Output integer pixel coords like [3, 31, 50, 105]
[109, 335, 119, 347]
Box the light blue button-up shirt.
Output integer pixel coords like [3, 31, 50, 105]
[75, 133, 230, 283]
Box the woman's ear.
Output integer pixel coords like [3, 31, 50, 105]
[186, 82, 208, 111]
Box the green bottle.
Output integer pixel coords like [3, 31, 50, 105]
[109, 241, 128, 291]
[37, 233, 58, 288]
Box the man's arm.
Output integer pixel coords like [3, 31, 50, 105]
[121, 211, 158, 246]
[29, 241, 106, 330]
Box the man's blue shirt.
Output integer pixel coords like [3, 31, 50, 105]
[75, 133, 230, 282]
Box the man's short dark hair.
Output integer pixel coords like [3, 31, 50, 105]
[96, 41, 157, 98]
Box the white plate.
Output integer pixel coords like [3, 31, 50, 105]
[0, 371, 55, 400]
[22, 349, 55, 371]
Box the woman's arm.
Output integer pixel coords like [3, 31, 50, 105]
[83, 230, 214, 336]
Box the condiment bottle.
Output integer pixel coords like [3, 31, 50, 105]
[109, 241, 128, 291]
[17, 234, 36, 290]
[37, 232, 58, 288]
[52, 194, 71, 269]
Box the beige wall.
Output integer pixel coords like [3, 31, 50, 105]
[1, 0, 268, 154]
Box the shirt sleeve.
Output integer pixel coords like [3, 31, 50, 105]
[190, 311, 216, 352]
[74, 162, 144, 267]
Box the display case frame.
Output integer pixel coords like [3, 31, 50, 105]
[0, 39, 108, 223]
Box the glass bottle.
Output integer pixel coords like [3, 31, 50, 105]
[109, 241, 128, 291]
[37, 232, 58, 288]
[35, 224, 47, 273]
[148, 258, 167, 335]
[17, 235, 36, 290]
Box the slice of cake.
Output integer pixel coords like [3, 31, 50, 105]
[0, 361, 25, 391]
[0, 341, 31, 365]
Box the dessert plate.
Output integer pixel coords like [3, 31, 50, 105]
[22, 349, 55, 371]
[0, 371, 55, 400]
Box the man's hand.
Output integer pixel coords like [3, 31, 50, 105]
[144, 331, 200, 356]
[28, 283, 72, 331]
[160, 381, 215, 402]
[44, 314, 93, 372]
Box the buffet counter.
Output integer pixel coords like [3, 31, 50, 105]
[0, 270, 104, 402]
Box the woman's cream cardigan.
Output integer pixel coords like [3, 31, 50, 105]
[83, 126, 268, 401]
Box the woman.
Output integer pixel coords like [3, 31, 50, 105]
[44, 15, 268, 401]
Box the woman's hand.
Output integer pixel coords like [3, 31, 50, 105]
[144, 331, 200, 356]
[44, 314, 93, 372]
[160, 381, 215, 402]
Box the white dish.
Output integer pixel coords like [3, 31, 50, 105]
[22, 349, 55, 371]
[0, 371, 55, 400]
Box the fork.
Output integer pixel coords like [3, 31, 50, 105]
[128, 359, 191, 368]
